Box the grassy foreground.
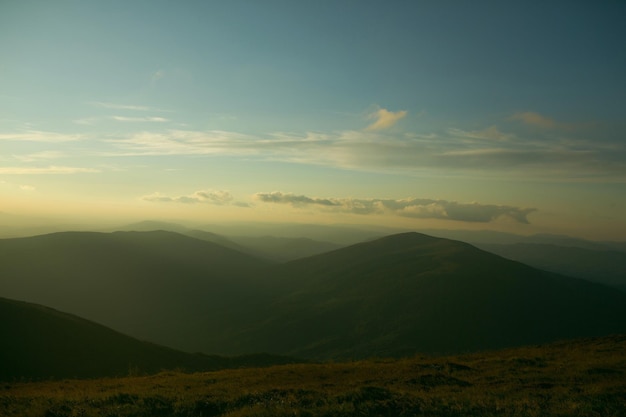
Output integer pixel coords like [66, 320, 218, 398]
[1, 335, 624, 417]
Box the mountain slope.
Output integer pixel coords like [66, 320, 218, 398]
[0, 297, 296, 380]
[0, 231, 270, 352]
[118, 221, 341, 261]
[2, 230, 625, 361]
[209, 232, 626, 359]
[118, 221, 251, 253]
[227, 235, 342, 262]
[477, 242, 626, 292]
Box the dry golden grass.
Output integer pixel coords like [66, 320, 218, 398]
[2, 335, 625, 417]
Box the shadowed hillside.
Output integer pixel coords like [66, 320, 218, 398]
[208, 232, 626, 359]
[227, 235, 342, 262]
[1, 231, 625, 361]
[0, 297, 298, 380]
[477, 243, 626, 292]
[118, 221, 342, 261]
[0, 231, 271, 351]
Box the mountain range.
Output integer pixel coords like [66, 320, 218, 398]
[476, 243, 626, 292]
[0, 296, 296, 380]
[1, 229, 625, 363]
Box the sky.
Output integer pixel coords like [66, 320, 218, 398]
[1, 1, 625, 240]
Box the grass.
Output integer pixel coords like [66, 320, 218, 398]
[1, 335, 624, 417]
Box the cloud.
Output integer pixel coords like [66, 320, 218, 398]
[152, 70, 165, 82]
[90, 102, 170, 112]
[19, 185, 35, 191]
[12, 151, 67, 162]
[112, 116, 169, 123]
[73, 117, 98, 125]
[511, 111, 578, 130]
[104, 120, 625, 182]
[0, 166, 99, 174]
[366, 108, 407, 131]
[0, 131, 82, 142]
[448, 126, 513, 141]
[254, 191, 339, 207]
[254, 192, 536, 224]
[141, 190, 240, 205]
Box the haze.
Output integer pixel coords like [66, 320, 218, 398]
[1, 2, 625, 241]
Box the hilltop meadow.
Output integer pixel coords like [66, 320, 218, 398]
[2, 335, 625, 417]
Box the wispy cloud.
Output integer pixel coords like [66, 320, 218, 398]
[90, 101, 171, 112]
[448, 126, 513, 142]
[12, 151, 67, 163]
[141, 190, 239, 205]
[105, 125, 625, 181]
[73, 117, 99, 125]
[0, 131, 82, 142]
[366, 108, 408, 131]
[511, 111, 580, 130]
[152, 69, 165, 82]
[0, 166, 99, 174]
[254, 192, 536, 224]
[112, 116, 169, 123]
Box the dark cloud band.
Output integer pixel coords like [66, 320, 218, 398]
[254, 192, 536, 224]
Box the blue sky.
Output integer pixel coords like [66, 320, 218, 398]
[1, 1, 625, 239]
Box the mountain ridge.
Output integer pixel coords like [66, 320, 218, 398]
[210, 232, 626, 359]
[1, 230, 625, 361]
[0, 296, 298, 380]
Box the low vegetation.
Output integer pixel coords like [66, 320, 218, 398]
[2, 335, 624, 417]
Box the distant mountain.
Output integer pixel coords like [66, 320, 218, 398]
[477, 243, 626, 292]
[422, 228, 626, 253]
[0, 230, 270, 352]
[119, 221, 345, 261]
[117, 221, 248, 252]
[200, 222, 388, 245]
[207, 232, 626, 359]
[0, 297, 297, 380]
[228, 235, 342, 262]
[2, 230, 625, 361]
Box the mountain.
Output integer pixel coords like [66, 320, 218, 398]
[227, 235, 343, 262]
[118, 221, 341, 261]
[0, 297, 297, 380]
[421, 228, 626, 253]
[206, 232, 626, 359]
[199, 222, 388, 245]
[476, 243, 626, 292]
[2, 230, 625, 361]
[117, 221, 249, 252]
[0, 230, 271, 352]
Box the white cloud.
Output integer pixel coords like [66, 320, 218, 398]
[112, 116, 169, 123]
[90, 101, 171, 112]
[0, 131, 82, 142]
[85, 101, 602, 178]
[0, 166, 99, 174]
[73, 117, 99, 125]
[366, 108, 408, 131]
[104, 120, 625, 182]
[254, 192, 537, 224]
[141, 190, 237, 205]
[12, 151, 67, 162]
[19, 185, 35, 191]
